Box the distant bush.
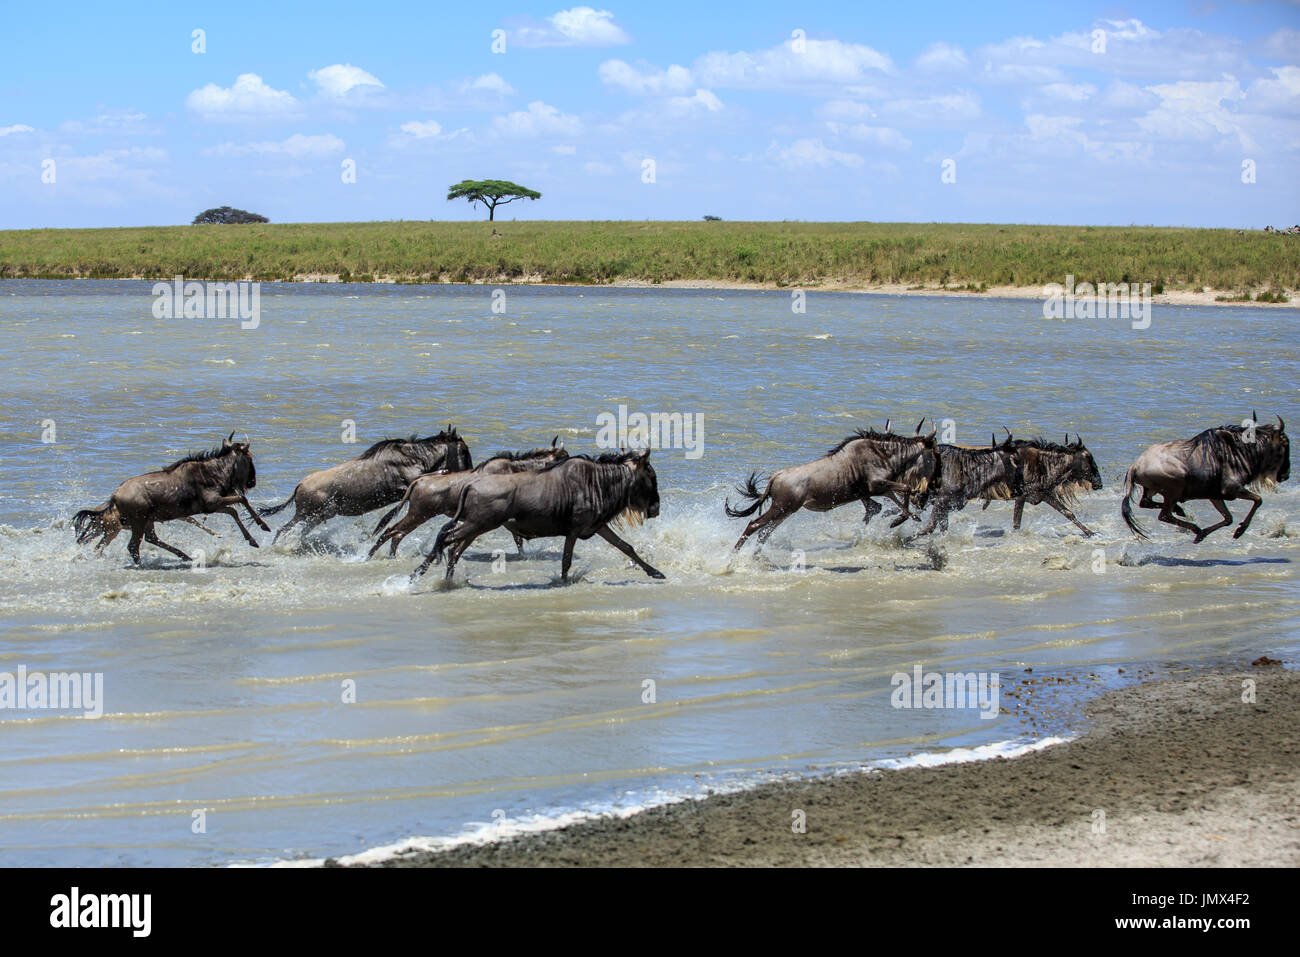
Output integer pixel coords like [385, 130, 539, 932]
[192, 206, 269, 225]
[703, 215, 722, 221]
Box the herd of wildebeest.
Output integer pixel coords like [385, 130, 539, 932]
[71, 412, 1291, 584]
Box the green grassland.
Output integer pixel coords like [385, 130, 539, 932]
[1, 220, 1296, 294]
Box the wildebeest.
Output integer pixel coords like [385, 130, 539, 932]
[1122, 415, 1290, 542]
[415, 450, 664, 584]
[368, 439, 569, 559]
[725, 422, 939, 556]
[981, 434, 1104, 536]
[72, 433, 268, 564]
[909, 434, 1020, 538]
[261, 427, 472, 545]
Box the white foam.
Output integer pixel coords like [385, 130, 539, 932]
[270, 734, 1071, 868]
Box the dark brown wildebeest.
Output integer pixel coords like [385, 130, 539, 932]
[981, 434, 1104, 536]
[909, 434, 1020, 538]
[72, 433, 268, 564]
[415, 450, 664, 584]
[367, 439, 569, 559]
[261, 427, 472, 545]
[1122, 415, 1290, 542]
[724, 422, 939, 556]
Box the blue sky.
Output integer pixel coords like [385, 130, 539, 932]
[1, 1, 1297, 228]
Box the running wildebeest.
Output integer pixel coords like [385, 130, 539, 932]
[1121, 414, 1290, 542]
[909, 433, 1020, 538]
[416, 450, 664, 584]
[725, 422, 939, 556]
[261, 427, 472, 545]
[980, 433, 1104, 536]
[368, 439, 569, 559]
[72, 433, 269, 564]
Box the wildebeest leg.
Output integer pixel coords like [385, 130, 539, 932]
[882, 484, 917, 527]
[95, 526, 120, 553]
[214, 507, 261, 547]
[1156, 501, 1202, 538]
[910, 500, 948, 538]
[861, 497, 882, 525]
[1012, 499, 1025, 530]
[368, 511, 425, 559]
[513, 531, 526, 555]
[1043, 493, 1094, 537]
[560, 534, 577, 583]
[144, 524, 192, 562]
[1231, 490, 1263, 539]
[1191, 499, 1234, 543]
[239, 495, 272, 532]
[596, 525, 666, 579]
[732, 503, 794, 554]
[443, 532, 482, 583]
[272, 511, 324, 546]
[126, 524, 146, 564]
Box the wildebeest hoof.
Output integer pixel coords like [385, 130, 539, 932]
[1233, 527, 1247, 538]
[648, 569, 667, 579]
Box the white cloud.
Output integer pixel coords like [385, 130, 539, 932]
[769, 138, 863, 168]
[695, 38, 894, 91]
[206, 133, 345, 157]
[460, 73, 515, 96]
[879, 91, 981, 123]
[552, 144, 577, 154]
[185, 74, 298, 118]
[1261, 27, 1300, 61]
[914, 42, 968, 73]
[583, 160, 615, 175]
[1137, 76, 1253, 149]
[1040, 82, 1097, 101]
[826, 123, 911, 151]
[309, 63, 385, 97]
[399, 120, 444, 139]
[0, 124, 35, 136]
[493, 100, 582, 137]
[598, 60, 694, 95]
[59, 110, 152, 134]
[509, 7, 630, 48]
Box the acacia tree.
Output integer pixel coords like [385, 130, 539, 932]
[446, 179, 541, 221]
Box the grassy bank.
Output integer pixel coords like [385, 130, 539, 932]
[1, 220, 1297, 294]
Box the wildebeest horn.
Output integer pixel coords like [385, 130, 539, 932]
[1003, 426, 1012, 438]
[1278, 414, 1285, 432]
[991, 433, 996, 448]
[915, 418, 925, 435]
[883, 418, 891, 433]
[223, 431, 235, 447]
[1252, 410, 1258, 423]
[551, 435, 559, 447]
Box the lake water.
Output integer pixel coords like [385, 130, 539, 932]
[0, 279, 1296, 866]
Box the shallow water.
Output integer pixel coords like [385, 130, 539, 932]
[0, 279, 1295, 866]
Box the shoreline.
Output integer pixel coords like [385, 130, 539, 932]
[337, 664, 1299, 867]
[3, 273, 1294, 309]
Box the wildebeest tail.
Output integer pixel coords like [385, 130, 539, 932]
[258, 489, 297, 517]
[373, 482, 415, 536]
[724, 472, 770, 518]
[429, 484, 473, 564]
[72, 504, 110, 543]
[1120, 466, 1148, 539]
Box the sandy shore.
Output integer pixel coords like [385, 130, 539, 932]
[287, 274, 1294, 309]
[340, 664, 1299, 867]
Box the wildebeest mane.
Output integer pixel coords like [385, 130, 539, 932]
[359, 428, 461, 461]
[826, 428, 924, 457]
[162, 445, 233, 472]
